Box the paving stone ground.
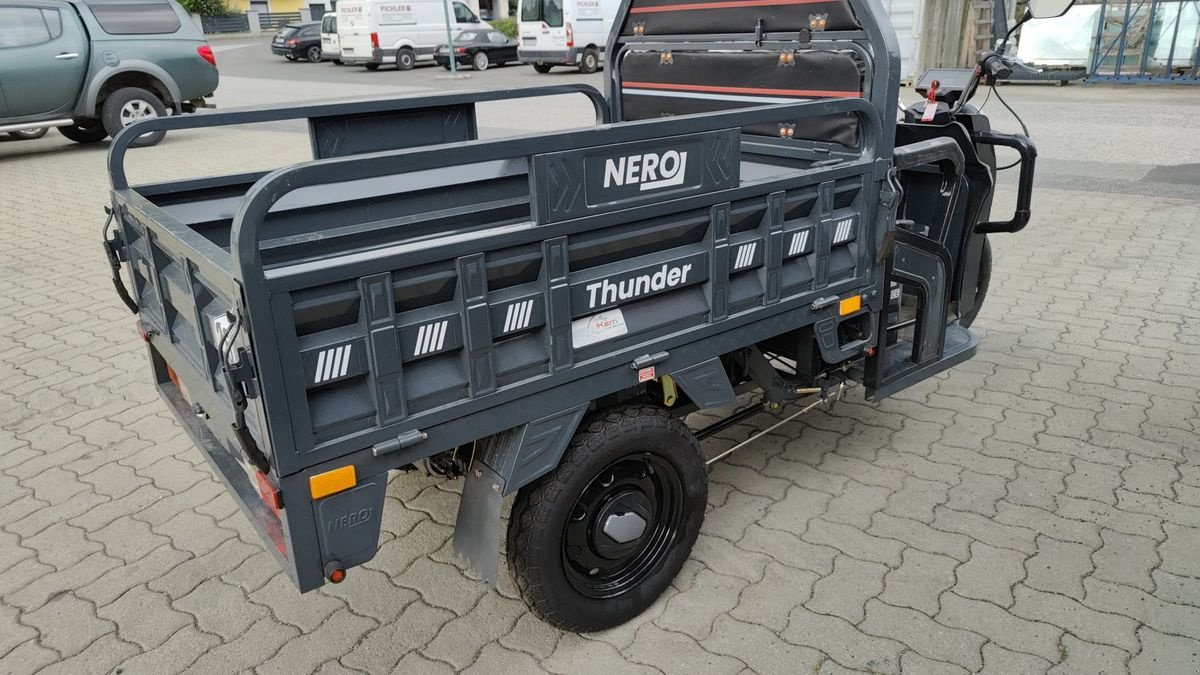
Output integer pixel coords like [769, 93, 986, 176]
[1, 77, 1199, 674]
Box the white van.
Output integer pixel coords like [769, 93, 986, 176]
[320, 13, 342, 64]
[338, 0, 490, 70]
[518, 0, 619, 73]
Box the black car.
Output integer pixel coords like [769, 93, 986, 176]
[433, 30, 517, 72]
[271, 22, 322, 63]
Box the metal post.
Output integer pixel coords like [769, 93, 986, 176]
[442, 0, 458, 75]
[1138, 0, 1159, 76]
[1091, 0, 1109, 76]
[1113, 0, 1136, 78]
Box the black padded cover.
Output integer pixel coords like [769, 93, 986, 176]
[621, 0, 859, 36]
[620, 49, 863, 146]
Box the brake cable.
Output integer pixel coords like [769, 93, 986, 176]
[991, 83, 1029, 171]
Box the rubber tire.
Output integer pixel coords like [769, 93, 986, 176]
[57, 121, 107, 144]
[507, 405, 707, 632]
[397, 47, 415, 70]
[578, 47, 599, 74]
[365, 63, 380, 71]
[306, 45, 322, 63]
[959, 236, 992, 328]
[333, 59, 343, 65]
[101, 87, 167, 148]
[441, 63, 452, 70]
[285, 53, 299, 61]
[473, 50, 489, 71]
[533, 63, 553, 73]
[8, 128, 48, 140]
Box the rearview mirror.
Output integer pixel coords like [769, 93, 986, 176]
[1028, 0, 1075, 18]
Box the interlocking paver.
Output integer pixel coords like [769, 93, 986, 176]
[980, 642, 1053, 674]
[1090, 529, 1158, 591]
[625, 623, 744, 674]
[859, 599, 984, 671]
[807, 555, 887, 623]
[880, 548, 956, 615]
[256, 608, 376, 675]
[98, 585, 191, 650]
[1011, 586, 1139, 653]
[783, 605, 904, 674]
[953, 541, 1028, 607]
[938, 592, 1063, 663]
[1127, 627, 1200, 673]
[1023, 536, 1092, 600]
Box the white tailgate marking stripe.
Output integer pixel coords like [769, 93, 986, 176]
[416, 320, 449, 356]
[504, 304, 516, 333]
[314, 350, 327, 384]
[519, 300, 533, 330]
[339, 344, 352, 377]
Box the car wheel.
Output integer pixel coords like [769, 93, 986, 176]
[57, 120, 108, 144]
[285, 53, 299, 61]
[533, 63, 553, 74]
[365, 63, 380, 71]
[507, 405, 707, 632]
[8, 128, 48, 141]
[441, 62, 452, 70]
[579, 47, 599, 74]
[101, 87, 167, 148]
[306, 45, 322, 63]
[333, 59, 343, 65]
[397, 47, 415, 71]
[473, 50, 489, 71]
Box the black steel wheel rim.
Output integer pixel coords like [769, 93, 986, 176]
[561, 453, 684, 599]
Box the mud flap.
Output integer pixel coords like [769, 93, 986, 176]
[452, 404, 589, 585]
[670, 357, 736, 409]
[313, 474, 388, 573]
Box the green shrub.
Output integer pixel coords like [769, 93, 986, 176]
[492, 18, 518, 38]
[179, 0, 229, 16]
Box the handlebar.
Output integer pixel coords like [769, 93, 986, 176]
[973, 130, 1038, 234]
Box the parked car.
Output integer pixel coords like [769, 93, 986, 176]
[336, 0, 490, 71]
[319, 13, 341, 64]
[271, 21, 322, 63]
[0, 0, 218, 148]
[433, 29, 516, 71]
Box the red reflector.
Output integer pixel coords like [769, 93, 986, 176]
[370, 31, 379, 48]
[455, 47, 466, 54]
[197, 44, 216, 66]
[255, 471, 284, 513]
[329, 568, 346, 583]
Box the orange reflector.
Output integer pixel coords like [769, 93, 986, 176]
[839, 295, 862, 316]
[310, 465, 356, 500]
[255, 471, 283, 514]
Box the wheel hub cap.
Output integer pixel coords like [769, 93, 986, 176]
[120, 100, 157, 126]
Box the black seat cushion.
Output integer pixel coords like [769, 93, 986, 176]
[620, 0, 860, 36]
[619, 49, 864, 146]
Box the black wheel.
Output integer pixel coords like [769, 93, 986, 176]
[578, 47, 599, 74]
[441, 62, 452, 70]
[960, 236, 992, 328]
[306, 45, 322, 63]
[365, 63, 380, 71]
[285, 53, 299, 61]
[101, 87, 167, 148]
[333, 59, 343, 65]
[397, 47, 415, 70]
[57, 120, 108, 144]
[533, 63, 553, 74]
[473, 50, 489, 71]
[8, 128, 48, 140]
[507, 405, 707, 632]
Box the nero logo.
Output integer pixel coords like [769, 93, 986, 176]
[585, 263, 694, 309]
[603, 150, 689, 192]
[326, 507, 373, 532]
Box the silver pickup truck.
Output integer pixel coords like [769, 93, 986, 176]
[0, 0, 217, 146]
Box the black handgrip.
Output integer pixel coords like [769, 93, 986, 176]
[102, 211, 139, 314]
[973, 130, 1038, 234]
[979, 52, 1013, 81]
[894, 136, 966, 176]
